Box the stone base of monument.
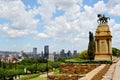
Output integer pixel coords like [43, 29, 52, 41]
[95, 23, 112, 61]
[95, 53, 112, 60]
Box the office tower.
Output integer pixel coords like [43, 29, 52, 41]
[73, 50, 77, 56]
[53, 52, 59, 61]
[44, 45, 49, 59]
[60, 49, 66, 58]
[33, 48, 37, 58]
[67, 50, 72, 58]
[41, 51, 44, 58]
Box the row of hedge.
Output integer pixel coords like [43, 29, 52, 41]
[19, 74, 39, 80]
[65, 59, 113, 64]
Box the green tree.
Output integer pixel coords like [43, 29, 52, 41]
[112, 47, 120, 56]
[8, 62, 13, 69]
[20, 58, 34, 65]
[73, 50, 88, 60]
[0, 60, 2, 67]
[27, 64, 36, 74]
[2, 62, 6, 69]
[57, 57, 66, 62]
[17, 64, 25, 69]
[87, 32, 95, 60]
[20, 58, 47, 65]
[6, 69, 17, 80]
[37, 63, 47, 72]
[48, 61, 60, 68]
[0, 68, 6, 80]
[36, 58, 47, 63]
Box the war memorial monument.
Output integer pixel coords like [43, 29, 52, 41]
[48, 14, 113, 80]
[95, 14, 112, 60]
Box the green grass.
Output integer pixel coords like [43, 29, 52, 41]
[19, 74, 40, 80]
[30, 76, 47, 80]
[53, 69, 59, 75]
[19, 74, 47, 80]
[65, 59, 113, 64]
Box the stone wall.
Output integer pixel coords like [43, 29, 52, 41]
[48, 74, 83, 80]
[48, 64, 100, 80]
[60, 63, 100, 74]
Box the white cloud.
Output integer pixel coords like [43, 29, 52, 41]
[107, 0, 120, 7]
[0, 0, 39, 38]
[0, 24, 32, 38]
[53, 0, 82, 10]
[109, 22, 120, 48]
[36, 0, 82, 23]
[106, 0, 120, 16]
[112, 24, 120, 31]
[1, 0, 120, 51]
[35, 0, 98, 42]
[93, 0, 107, 12]
[34, 0, 120, 50]
[36, 33, 49, 39]
[109, 4, 120, 16]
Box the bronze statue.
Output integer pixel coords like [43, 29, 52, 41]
[97, 14, 110, 24]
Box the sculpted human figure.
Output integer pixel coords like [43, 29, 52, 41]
[97, 14, 110, 24]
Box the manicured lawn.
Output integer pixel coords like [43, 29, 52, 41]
[65, 59, 113, 64]
[54, 69, 59, 75]
[30, 76, 47, 80]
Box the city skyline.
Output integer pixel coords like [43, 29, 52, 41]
[0, 47, 77, 55]
[0, 0, 120, 53]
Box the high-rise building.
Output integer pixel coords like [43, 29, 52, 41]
[73, 50, 77, 56]
[53, 52, 59, 61]
[60, 49, 66, 58]
[33, 48, 37, 58]
[44, 45, 49, 59]
[41, 51, 44, 58]
[66, 50, 72, 58]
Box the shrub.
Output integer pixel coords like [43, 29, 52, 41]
[19, 74, 39, 80]
[48, 61, 61, 68]
[73, 50, 88, 60]
[27, 64, 37, 74]
[5, 69, 17, 80]
[37, 63, 47, 72]
[0, 68, 6, 79]
[65, 59, 113, 64]
[52, 62, 61, 68]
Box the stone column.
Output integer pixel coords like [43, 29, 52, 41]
[97, 40, 99, 53]
[107, 39, 109, 53]
[95, 40, 98, 53]
[109, 39, 112, 53]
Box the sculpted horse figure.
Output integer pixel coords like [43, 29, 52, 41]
[97, 14, 110, 24]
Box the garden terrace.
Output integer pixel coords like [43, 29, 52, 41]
[48, 59, 112, 80]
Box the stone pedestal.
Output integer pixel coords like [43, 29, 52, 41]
[95, 24, 112, 60]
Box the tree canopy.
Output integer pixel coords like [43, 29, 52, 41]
[73, 50, 88, 60]
[87, 32, 95, 60]
[112, 47, 120, 56]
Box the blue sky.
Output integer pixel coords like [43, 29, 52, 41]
[0, 0, 120, 53]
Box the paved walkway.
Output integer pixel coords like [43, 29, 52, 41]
[112, 59, 120, 80]
[102, 63, 116, 80]
[79, 64, 107, 80]
[102, 59, 120, 80]
[40, 72, 53, 77]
